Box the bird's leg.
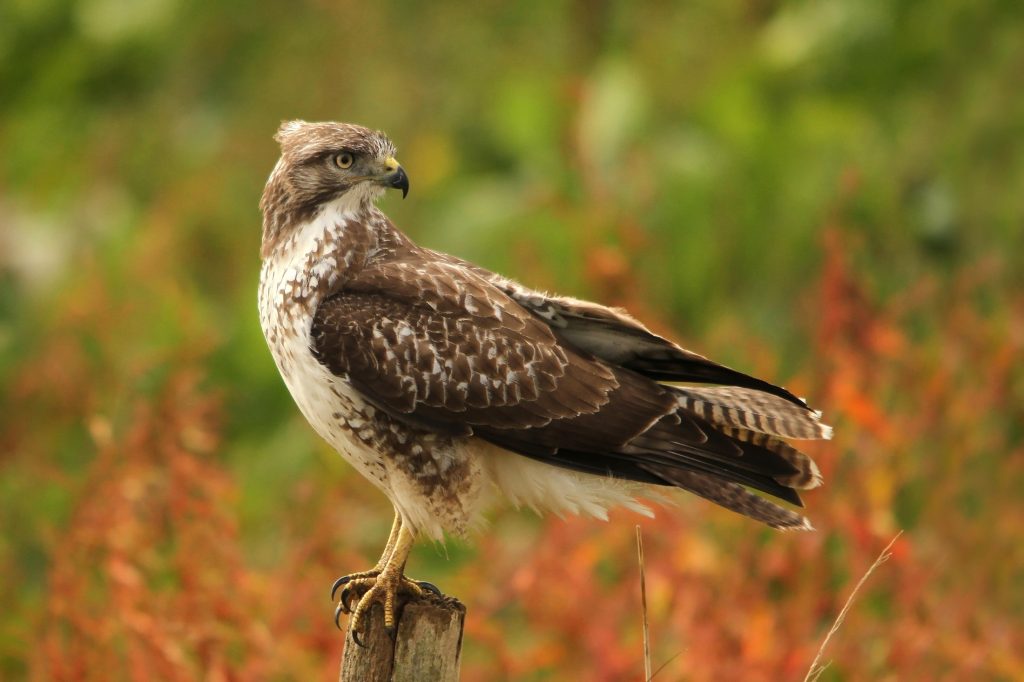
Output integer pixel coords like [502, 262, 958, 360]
[375, 513, 403, 570]
[331, 513, 402, 598]
[331, 513, 402, 620]
[344, 522, 423, 642]
[330, 514, 441, 643]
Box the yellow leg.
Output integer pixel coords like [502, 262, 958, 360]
[330, 513, 401, 601]
[368, 513, 404, 572]
[330, 512, 441, 644]
[347, 524, 416, 634]
[378, 513, 402, 568]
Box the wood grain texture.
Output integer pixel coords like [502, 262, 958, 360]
[340, 593, 466, 682]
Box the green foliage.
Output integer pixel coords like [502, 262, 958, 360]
[2, 1, 1023, 679]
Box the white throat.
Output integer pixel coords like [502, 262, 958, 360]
[325, 183, 386, 218]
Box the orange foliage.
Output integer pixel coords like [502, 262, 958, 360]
[7, 227, 1024, 680]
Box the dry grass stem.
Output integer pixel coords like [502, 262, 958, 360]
[803, 531, 904, 682]
[637, 525, 652, 682]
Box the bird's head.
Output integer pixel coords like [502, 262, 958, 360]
[260, 120, 408, 254]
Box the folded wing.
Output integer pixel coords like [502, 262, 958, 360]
[312, 252, 830, 529]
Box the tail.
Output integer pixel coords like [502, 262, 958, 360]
[636, 384, 830, 530]
[645, 467, 814, 530]
[675, 385, 833, 440]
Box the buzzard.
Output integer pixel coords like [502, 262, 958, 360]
[258, 121, 831, 642]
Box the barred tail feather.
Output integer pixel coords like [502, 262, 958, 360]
[643, 466, 813, 530]
[717, 426, 823, 490]
[675, 386, 833, 441]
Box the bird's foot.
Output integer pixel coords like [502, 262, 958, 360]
[332, 570, 441, 645]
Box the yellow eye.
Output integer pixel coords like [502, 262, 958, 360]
[334, 152, 354, 169]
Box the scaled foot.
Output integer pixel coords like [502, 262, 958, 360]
[332, 569, 441, 645]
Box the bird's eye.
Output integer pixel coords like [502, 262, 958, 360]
[334, 152, 355, 169]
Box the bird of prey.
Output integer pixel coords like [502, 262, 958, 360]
[258, 120, 831, 641]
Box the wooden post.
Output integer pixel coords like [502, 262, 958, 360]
[339, 592, 466, 682]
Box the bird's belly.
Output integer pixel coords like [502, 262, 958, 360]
[265, 312, 488, 539]
[259, 296, 653, 540]
[284, 345, 394, 488]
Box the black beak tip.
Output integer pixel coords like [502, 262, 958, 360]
[390, 167, 409, 199]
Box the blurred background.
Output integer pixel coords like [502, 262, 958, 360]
[2, 1, 1023, 680]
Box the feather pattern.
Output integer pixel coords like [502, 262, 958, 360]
[675, 386, 833, 441]
[429, 249, 812, 407]
[715, 426, 823, 490]
[310, 243, 831, 530]
[641, 467, 812, 530]
[260, 121, 833, 537]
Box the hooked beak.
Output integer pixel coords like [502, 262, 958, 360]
[381, 156, 409, 198]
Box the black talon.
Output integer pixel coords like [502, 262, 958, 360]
[334, 602, 344, 631]
[416, 580, 442, 596]
[351, 627, 365, 648]
[339, 587, 354, 613]
[385, 623, 397, 641]
[331, 575, 351, 601]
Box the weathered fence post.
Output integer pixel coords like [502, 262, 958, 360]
[339, 592, 466, 682]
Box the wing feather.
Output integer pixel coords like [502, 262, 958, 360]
[310, 250, 826, 529]
[428, 249, 813, 408]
